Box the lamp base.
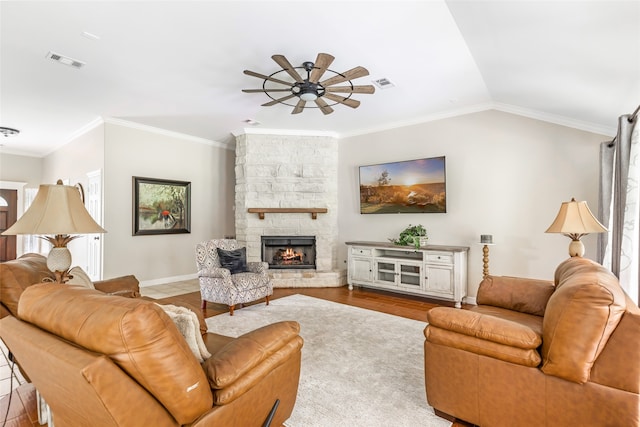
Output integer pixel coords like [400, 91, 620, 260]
[568, 239, 585, 257]
[46, 247, 73, 283]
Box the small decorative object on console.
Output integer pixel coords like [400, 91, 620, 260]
[390, 224, 428, 249]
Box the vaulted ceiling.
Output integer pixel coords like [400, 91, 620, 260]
[1, 1, 638, 157]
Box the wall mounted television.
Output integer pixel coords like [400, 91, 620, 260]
[359, 156, 446, 214]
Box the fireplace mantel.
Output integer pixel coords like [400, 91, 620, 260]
[248, 208, 328, 220]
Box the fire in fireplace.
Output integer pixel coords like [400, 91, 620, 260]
[261, 236, 316, 270]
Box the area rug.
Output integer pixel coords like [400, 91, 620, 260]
[205, 294, 451, 427]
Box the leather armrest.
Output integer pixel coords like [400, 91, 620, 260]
[94, 275, 140, 297]
[427, 307, 541, 349]
[203, 321, 301, 389]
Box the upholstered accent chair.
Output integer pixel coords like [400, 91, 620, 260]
[195, 239, 273, 315]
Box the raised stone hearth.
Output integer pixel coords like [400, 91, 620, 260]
[233, 132, 346, 287]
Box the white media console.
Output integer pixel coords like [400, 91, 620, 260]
[346, 241, 469, 308]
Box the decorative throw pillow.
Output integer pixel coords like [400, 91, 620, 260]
[67, 266, 95, 289]
[217, 247, 248, 274]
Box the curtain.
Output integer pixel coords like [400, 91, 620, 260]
[598, 113, 639, 305]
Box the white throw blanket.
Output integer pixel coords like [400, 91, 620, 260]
[157, 304, 211, 362]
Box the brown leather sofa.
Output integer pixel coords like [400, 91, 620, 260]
[0, 283, 303, 426]
[0, 252, 140, 319]
[424, 257, 639, 427]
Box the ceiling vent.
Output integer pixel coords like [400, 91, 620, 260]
[46, 51, 85, 69]
[373, 78, 395, 89]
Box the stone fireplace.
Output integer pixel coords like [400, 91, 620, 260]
[233, 131, 346, 287]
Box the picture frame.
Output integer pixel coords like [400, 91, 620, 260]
[133, 177, 191, 235]
[359, 156, 446, 214]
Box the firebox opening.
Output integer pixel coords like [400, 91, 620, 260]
[261, 236, 316, 270]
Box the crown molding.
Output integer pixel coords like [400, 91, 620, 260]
[337, 103, 495, 138]
[492, 103, 615, 137]
[40, 116, 105, 157]
[104, 118, 233, 149]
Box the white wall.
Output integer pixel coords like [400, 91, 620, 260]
[338, 110, 607, 298]
[103, 123, 235, 284]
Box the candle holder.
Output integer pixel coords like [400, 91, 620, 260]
[479, 235, 495, 279]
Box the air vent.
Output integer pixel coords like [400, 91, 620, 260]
[373, 78, 395, 89]
[46, 51, 85, 69]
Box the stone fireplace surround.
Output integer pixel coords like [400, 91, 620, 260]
[233, 131, 346, 287]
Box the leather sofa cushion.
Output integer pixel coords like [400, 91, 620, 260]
[542, 257, 626, 384]
[0, 253, 54, 316]
[477, 275, 555, 316]
[17, 284, 213, 425]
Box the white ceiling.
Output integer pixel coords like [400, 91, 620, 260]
[1, 1, 638, 157]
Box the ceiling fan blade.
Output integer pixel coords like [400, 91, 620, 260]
[314, 97, 334, 115]
[272, 55, 304, 83]
[309, 53, 335, 83]
[320, 66, 370, 87]
[261, 94, 297, 107]
[325, 85, 376, 94]
[242, 88, 292, 93]
[323, 93, 361, 109]
[292, 99, 306, 114]
[243, 70, 292, 86]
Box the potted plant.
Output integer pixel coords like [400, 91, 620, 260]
[390, 224, 428, 249]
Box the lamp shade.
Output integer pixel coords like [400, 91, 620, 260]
[545, 198, 607, 237]
[2, 182, 106, 236]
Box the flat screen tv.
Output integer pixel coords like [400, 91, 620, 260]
[359, 156, 446, 214]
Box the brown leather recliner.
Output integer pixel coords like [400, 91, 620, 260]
[0, 283, 303, 426]
[424, 257, 639, 427]
[0, 253, 140, 319]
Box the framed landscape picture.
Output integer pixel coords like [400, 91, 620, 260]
[133, 177, 191, 235]
[359, 156, 446, 214]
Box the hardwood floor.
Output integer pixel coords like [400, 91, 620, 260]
[165, 284, 472, 321]
[0, 285, 474, 427]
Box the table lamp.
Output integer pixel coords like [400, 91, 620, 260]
[1, 180, 106, 283]
[545, 198, 607, 257]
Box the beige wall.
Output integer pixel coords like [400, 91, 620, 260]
[0, 153, 43, 187]
[337, 110, 607, 299]
[40, 123, 106, 272]
[102, 123, 235, 284]
[2, 110, 609, 298]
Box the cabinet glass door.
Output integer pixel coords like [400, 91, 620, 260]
[375, 260, 396, 285]
[399, 263, 422, 289]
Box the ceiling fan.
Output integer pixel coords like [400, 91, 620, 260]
[242, 53, 375, 115]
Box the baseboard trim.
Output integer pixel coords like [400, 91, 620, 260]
[139, 273, 197, 287]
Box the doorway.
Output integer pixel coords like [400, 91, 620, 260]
[0, 189, 18, 261]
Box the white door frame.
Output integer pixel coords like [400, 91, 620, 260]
[86, 170, 103, 281]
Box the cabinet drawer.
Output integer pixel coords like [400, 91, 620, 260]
[426, 253, 453, 264]
[351, 247, 372, 256]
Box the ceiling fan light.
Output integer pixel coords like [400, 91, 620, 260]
[299, 92, 318, 102]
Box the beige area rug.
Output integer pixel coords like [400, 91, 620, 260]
[205, 294, 451, 427]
